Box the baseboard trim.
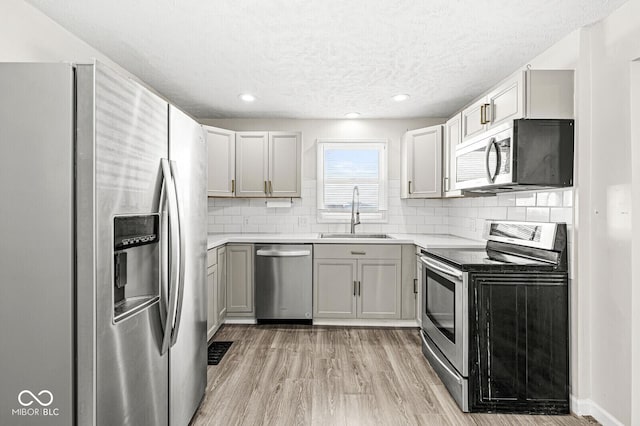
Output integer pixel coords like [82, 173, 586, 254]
[571, 395, 625, 426]
[224, 318, 257, 325]
[312, 319, 419, 327]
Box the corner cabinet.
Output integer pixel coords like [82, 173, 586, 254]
[204, 126, 236, 197]
[313, 245, 402, 320]
[226, 244, 254, 316]
[401, 125, 443, 199]
[461, 70, 574, 142]
[469, 273, 569, 414]
[235, 131, 301, 197]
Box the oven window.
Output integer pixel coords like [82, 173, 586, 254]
[426, 269, 456, 342]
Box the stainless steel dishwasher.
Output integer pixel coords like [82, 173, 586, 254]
[254, 244, 313, 324]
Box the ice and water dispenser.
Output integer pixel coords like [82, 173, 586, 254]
[113, 214, 160, 322]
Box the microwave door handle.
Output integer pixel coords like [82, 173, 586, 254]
[493, 140, 502, 182]
[484, 137, 494, 182]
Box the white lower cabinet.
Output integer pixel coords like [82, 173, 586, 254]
[207, 248, 219, 341]
[313, 259, 358, 318]
[226, 244, 254, 316]
[217, 246, 227, 323]
[313, 245, 401, 320]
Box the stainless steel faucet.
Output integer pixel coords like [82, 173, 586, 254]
[350, 185, 360, 234]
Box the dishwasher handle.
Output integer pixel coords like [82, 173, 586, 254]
[256, 249, 311, 257]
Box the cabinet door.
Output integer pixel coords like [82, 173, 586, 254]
[217, 246, 227, 323]
[207, 265, 218, 341]
[461, 97, 487, 142]
[401, 245, 417, 320]
[235, 132, 268, 197]
[443, 113, 462, 197]
[487, 71, 525, 129]
[357, 259, 401, 319]
[268, 132, 301, 197]
[204, 126, 235, 197]
[313, 259, 357, 319]
[402, 125, 442, 198]
[226, 245, 254, 314]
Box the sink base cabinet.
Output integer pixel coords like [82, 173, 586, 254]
[313, 245, 402, 320]
[469, 273, 569, 414]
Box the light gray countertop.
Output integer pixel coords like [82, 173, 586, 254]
[207, 233, 484, 251]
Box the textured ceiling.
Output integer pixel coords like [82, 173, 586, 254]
[26, 0, 626, 119]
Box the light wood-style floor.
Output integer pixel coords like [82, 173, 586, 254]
[192, 325, 597, 426]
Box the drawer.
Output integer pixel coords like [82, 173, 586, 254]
[314, 244, 401, 260]
[207, 248, 218, 268]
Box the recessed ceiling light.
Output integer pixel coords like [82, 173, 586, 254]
[345, 112, 361, 119]
[392, 94, 410, 102]
[239, 93, 256, 102]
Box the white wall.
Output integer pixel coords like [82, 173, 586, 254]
[0, 0, 127, 74]
[577, 1, 640, 423]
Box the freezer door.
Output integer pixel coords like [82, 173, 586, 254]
[168, 106, 207, 426]
[76, 62, 170, 426]
[0, 63, 75, 425]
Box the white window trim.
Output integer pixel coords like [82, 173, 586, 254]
[316, 138, 388, 223]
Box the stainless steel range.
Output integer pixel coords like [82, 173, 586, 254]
[418, 220, 569, 413]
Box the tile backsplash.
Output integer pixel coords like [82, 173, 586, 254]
[207, 180, 574, 242]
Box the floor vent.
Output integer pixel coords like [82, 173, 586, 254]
[207, 341, 233, 365]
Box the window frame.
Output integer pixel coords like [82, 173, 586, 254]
[316, 138, 388, 223]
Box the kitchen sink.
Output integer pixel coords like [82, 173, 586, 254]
[320, 233, 393, 239]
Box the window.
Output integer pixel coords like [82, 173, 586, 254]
[317, 139, 388, 222]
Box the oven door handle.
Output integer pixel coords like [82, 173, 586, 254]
[420, 256, 463, 280]
[420, 330, 462, 385]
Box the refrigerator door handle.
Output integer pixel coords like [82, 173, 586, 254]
[169, 160, 186, 347]
[161, 159, 181, 355]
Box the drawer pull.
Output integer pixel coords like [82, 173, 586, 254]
[351, 251, 366, 255]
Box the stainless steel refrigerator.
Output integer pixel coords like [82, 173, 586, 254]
[0, 61, 207, 426]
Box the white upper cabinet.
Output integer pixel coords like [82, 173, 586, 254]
[235, 132, 269, 197]
[461, 97, 488, 142]
[268, 132, 302, 197]
[486, 71, 525, 129]
[204, 126, 236, 197]
[443, 113, 462, 197]
[460, 69, 574, 142]
[235, 131, 302, 198]
[401, 125, 443, 199]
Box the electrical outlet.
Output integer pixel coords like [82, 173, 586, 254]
[298, 216, 308, 227]
[243, 217, 249, 226]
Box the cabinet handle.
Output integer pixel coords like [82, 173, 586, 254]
[264, 181, 268, 194]
[269, 180, 273, 194]
[231, 179, 235, 193]
[353, 280, 357, 296]
[408, 180, 412, 194]
[413, 278, 418, 294]
[357, 281, 361, 296]
[480, 105, 486, 125]
[484, 103, 492, 123]
[351, 251, 366, 255]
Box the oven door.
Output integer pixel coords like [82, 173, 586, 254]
[420, 255, 468, 376]
[455, 126, 513, 190]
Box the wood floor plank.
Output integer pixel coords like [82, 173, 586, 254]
[192, 325, 594, 426]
